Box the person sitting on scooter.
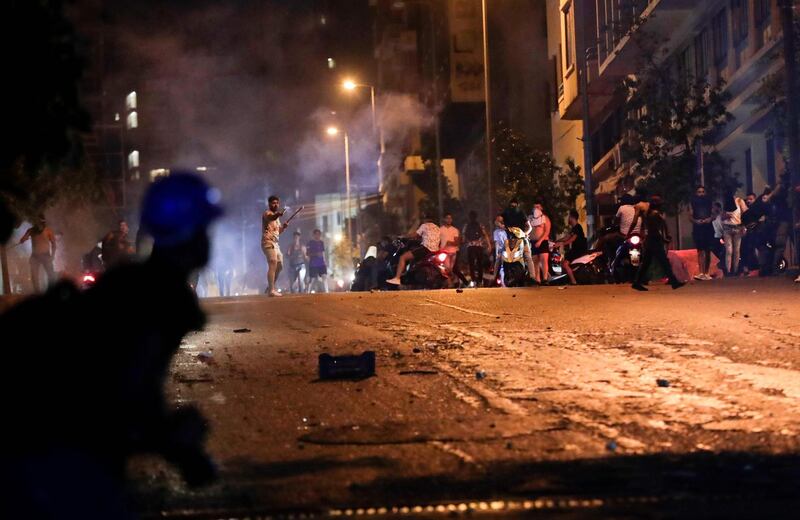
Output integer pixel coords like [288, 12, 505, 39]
[554, 209, 587, 285]
[502, 198, 536, 284]
[386, 214, 440, 286]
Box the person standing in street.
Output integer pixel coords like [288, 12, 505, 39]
[262, 195, 287, 296]
[711, 201, 726, 274]
[463, 210, 492, 287]
[102, 219, 134, 269]
[286, 230, 306, 293]
[306, 229, 329, 293]
[632, 196, 685, 291]
[492, 214, 506, 284]
[721, 189, 747, 277]
[554, 209, 587, 285]
[386, 214, 440, 286]
[439, 212, 461, 274]
[689, 186, 714, 281]
[18, 214, 57, 292]
[529, 203, 551, 284]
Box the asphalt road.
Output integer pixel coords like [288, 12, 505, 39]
[132, 278, 800, 519]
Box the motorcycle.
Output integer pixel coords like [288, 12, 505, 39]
[502, 227, 529, 287]
[610, 233, 643, 283]
[351, 237, 451, 290]
[80, 242, 104, 290]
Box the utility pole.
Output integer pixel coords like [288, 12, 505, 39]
[780, 0, 800, 266]
[579, 45, 596, 241]
[1, 245, 9, 295]
[481, 0, 493, 224]
[428, 5, 444, 223]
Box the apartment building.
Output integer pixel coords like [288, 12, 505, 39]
[548, 0, 790, 240]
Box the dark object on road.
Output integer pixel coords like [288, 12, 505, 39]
[476, 370, 487, 380]
[412, 347, 421, 353]
[197, 351, 215, 364]
[233, 328, 252, 333]
[319, 351, 376, 380]
[657, 379, 671, 387]
[456, 288, 464, 293]
[607, 440, 618, 452]
[399, 370, 438, 375]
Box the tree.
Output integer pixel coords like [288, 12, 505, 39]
[492, 126, 583, 234]
[1, 0, 94, 219]
[619, 26, 734, 214]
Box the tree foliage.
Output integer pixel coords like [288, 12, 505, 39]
[620, 26, 734, 213]
[1, 0, 95, 219]
[492, 126, 583, 233]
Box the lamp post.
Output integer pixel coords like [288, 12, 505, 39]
[342, 79, 384, 192]
[326, 126, 353, 242]
[481, 0, 493, 225]
[579, 45, 597, 241]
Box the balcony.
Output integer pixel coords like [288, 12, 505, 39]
[595, 0, 717, 84]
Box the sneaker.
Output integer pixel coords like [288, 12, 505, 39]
[693, 273, 705, 281]
[795, 275, 800, 283]
[671, 281, 686, 290]
[386, 277, 402, 285]
[702, 273, 713, 281]
[268, 290, 282, 297]
[632, 283, 648, 291]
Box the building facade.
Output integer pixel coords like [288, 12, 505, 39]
[548, 0, 792, 247]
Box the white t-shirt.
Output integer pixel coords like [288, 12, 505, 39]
[417, 222, 441, 252]
[616, 205, 641, 235]
[439, 225, 460, 254]
[493, 227, 506, 252]
[528, 208, 544, 228]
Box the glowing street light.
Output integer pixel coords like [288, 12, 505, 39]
[341, 78, 383, 192]
[325, 126, 352, 242]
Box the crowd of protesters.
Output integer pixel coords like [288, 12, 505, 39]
[690, 183, 795, 281]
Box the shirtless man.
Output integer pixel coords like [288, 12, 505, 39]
[529, 203, 551, 284]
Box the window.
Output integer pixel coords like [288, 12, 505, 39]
[694, 29, 710, 78]
[731, 0, 749, 46]
[126, 91, 137, 111]
[677, 45, 694, 84]
[712, 9, 729, 65]
[128, 150, 139, 169]
[754, 0, 771, 27]
[563, 2, 575, 72]
[126, 111, 138, 129]
[745, 148, 753, 194]
[766, 136, 776, 186]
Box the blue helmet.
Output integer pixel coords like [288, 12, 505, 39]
[140, 172, 223, 247]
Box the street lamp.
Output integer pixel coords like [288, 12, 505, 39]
[341, 78, 383, 192]
[481, 0, 493, 225]
[326, 126, 353, 241]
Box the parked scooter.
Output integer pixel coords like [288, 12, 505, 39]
[352, 237, 451, 290]
[502, 227, 529, 287]
[80, 242, 104, 290]
[610, 233, 643, 283]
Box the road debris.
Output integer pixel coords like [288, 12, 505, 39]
[399, 370, 438, 376]
[656, 379, 670, 388]
[606, 440, 618, 452]
[319, 351, 376, 380]
[456, 288, 464, 293]
[196, 351, 215, 364]
[476, 370, 487, 380]
[233, 328, 251, 333]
